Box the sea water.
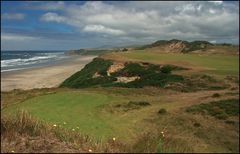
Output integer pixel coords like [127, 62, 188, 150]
[1, 50, 68, 72]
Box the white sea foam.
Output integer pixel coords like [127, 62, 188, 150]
[1, 56, 56, 67]
[1, 52, 67, 72]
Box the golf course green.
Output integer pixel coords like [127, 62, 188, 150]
[2, 91, 127, 140]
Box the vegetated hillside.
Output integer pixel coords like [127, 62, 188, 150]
[136, 39, 239, 54]
[60, 58, 227, 91]
[65, 48, 114, 56]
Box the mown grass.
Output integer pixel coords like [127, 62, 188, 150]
[105, 51, 239, 76]
[2, 91, 124, 140]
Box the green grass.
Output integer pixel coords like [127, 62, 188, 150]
[117, 51, 239, 75]
[2, 91, 126, 140]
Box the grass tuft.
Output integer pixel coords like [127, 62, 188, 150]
[158, 108, 167, 115]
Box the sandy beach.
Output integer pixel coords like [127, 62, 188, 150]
[1, 55, 96, 91]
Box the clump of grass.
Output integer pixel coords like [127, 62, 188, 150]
[114, 101, 151, 111]
[158, 108, 167, 115]
[193, 122, 201, 127]
[186, 99, 239, 120]
[160, 65, 172, 74]
[128, 101, 151, 106]
[1, 110, 128, 153]
[212, 93, 221, 98]
[1, 110, 47, 138]
[225, 120, 236, 125]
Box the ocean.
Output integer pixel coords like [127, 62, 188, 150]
[1, 50, 68, 72]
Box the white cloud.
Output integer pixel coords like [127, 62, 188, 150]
[210, 40, 217, 43]
[2, 13, 25, 20]
[37, 1, 238, 45]
[83, 25, 125, 35]
[1, 33, 37, 41]
[2, 1, 238, 50]
[41, 12, 66, 22]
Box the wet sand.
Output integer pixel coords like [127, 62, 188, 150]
[1, 55, 96, 91]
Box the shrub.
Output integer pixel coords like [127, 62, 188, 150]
[225, 120, 235, 125]
[122, 48, 128, 52]
[160, 65, 172, 74]
[193, 122, 201, 127]
[215, 112, 228, 120]
[61, 59, 187, 89]
[158, 108, 167, 115]
[212, 93, 220, 98]
[60, 58, 113, 88]
[114, 101, 151, 112]
[128, 101, 151, 106]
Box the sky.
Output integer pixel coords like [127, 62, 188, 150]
[1, 1, 239, 50]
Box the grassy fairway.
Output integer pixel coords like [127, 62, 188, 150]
[2, 91, 126, 140]
[104, 51, 239, 76]
[2, 90, 164, 143]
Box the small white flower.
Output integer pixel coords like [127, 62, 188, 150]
[113, 137, 116, 141]
[11, 151, 15, 153]
[53, 124, 57, 127]
[88, 149, 92, 152]
[72, 128, 75, 131]
[63, 122, 66, 125]
[161, 131, 164, 134]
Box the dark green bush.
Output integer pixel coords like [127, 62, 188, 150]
[212, 93, 221, 98]
[112, 63, 146, 77]
[215, 112, 228, 120]
[193, 122, 201, 127]
[160, 65, 172, 74]
[158, 108, 167, 115]
[225, 120, 235, 125]
[114, 101, 151, 111]
[61, 58, 186, 89]
[60, 58, 113, 88]
[128, 101, 151, 106]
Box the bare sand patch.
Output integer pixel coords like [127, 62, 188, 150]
[1, 56, 96, 91]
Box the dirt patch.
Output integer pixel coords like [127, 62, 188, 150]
[116, 76, 140, 83]
[168, 41, 186, 52]
[107, 62, 125, 76]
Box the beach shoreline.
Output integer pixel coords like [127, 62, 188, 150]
[1, 55, 96, 92]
